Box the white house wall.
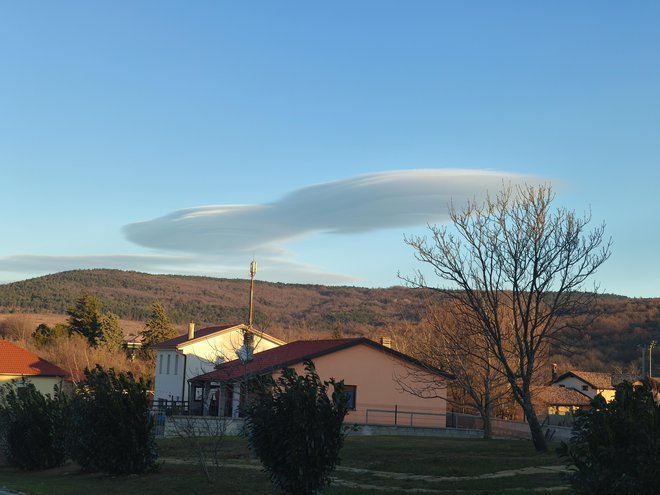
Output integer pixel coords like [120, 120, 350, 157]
[153, 328, 283, 403]
[0, 375, 64, 397]
[154, 350, 186, 401]
[554, 376, 597, 399]
[181, 331, 280, 363]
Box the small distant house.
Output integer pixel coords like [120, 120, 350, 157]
[0, 340, 68, 395]
[191, 337, 452, 427]
[552, 371, 617, 402]
[532, 385, 591, 417]
[123, 333, 144, 353]
[152, 323, 285, 407]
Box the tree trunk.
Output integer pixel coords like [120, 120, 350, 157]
[522, 400, 547, 452]
[482, 377, 493, 440]
[483, 400, 493, 440]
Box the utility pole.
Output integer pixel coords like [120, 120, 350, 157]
[248, 260, 257, 328]
[239, 260, 258, 408]
[650, 340, 656, 379]
[639, 344, 646, 377]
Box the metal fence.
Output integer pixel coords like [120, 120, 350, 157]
[151, 399, 191, 436]
[364, 407, 447, 428]
[151, 399, 191, 416]
[363, 408, 494, 430]
[362, 407, 573, 440]
[151, 399, 574, 440]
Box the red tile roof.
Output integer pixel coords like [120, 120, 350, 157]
[0, 340, 68, 377]
[192, 338, 453, 383]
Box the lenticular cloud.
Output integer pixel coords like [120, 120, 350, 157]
[122, 169, 543, 254]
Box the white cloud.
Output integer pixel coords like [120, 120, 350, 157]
[0, 169, 546, 285]
[123, 169, 543, 253]
[0, 253, 358, 285]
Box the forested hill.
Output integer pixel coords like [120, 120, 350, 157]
[1, 269, 660, 370]
[0, 269, 427, 335]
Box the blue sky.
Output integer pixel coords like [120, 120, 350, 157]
[0, 1, 658, 296]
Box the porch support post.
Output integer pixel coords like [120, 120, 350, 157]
[202, 382, 212, 416]
[231, 382, 241, 417]
[217, 383, 226, 417]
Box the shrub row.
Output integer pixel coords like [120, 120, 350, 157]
[0, 366, 157, 474]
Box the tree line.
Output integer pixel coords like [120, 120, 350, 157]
[30, 291, 179, 355]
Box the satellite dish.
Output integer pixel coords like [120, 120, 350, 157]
[237, 344, 254, 363]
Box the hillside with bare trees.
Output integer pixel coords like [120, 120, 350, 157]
[0, 269, 659, 373]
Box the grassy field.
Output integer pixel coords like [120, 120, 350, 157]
[0, 436, 571, 495]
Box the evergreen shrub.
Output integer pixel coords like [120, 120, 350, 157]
[560, 379, 660, 494]
[0, 381, 68, 470]
[244, 360, 349, 495]
[68, 365, 157, 474]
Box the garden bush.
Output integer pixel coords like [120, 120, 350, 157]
[243, 361, 349, 495]
[0, 380, 68, 470]
[559, 379, 660, 494]
[68, 365, 157, 474]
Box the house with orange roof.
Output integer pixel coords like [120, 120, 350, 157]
[552, 370, 618, 402]
[151, 322, 285, 407]
[532, 385, 591, 416]
[0, 340, 68, 396]
[191, 337, 452, 427]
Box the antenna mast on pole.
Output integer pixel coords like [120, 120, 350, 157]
[248, 260, 257, 328]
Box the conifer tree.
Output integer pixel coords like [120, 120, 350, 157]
[141, 301, 177, 349]
[33, 323, 69, 347]
[66, 291, 102, 346]
[98, 312, 124, 352]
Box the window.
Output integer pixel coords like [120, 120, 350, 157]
[582, 385, 589, 391]
[194, 386, 203, 401]
[174, 354, 179, 375]
[166, 354, 171, 374]
[158, 354, 163, 374]
[343, 385, 357, 410]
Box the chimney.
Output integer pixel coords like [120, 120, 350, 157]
[188, 322, 195, 340]
[380, 337, 392, 348]
[551, 363, 558, 382]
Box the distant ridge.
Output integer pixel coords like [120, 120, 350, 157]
[1, 269, 659, 370]
[0, 269, 426, 334]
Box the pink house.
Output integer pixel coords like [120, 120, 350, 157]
[191, 338, 452, 428]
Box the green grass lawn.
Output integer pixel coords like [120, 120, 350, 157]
[0, 436, 571, 495]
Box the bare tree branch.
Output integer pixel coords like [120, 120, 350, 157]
[402, 183, 611, 451]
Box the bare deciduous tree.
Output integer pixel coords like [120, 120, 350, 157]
[395, 300, 513, 439]
[169, 415, 227, 483]
[403, 184, 611, 451]
[0, 315, 33, 341]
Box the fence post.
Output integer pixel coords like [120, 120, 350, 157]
[394, 404, 398, 426]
